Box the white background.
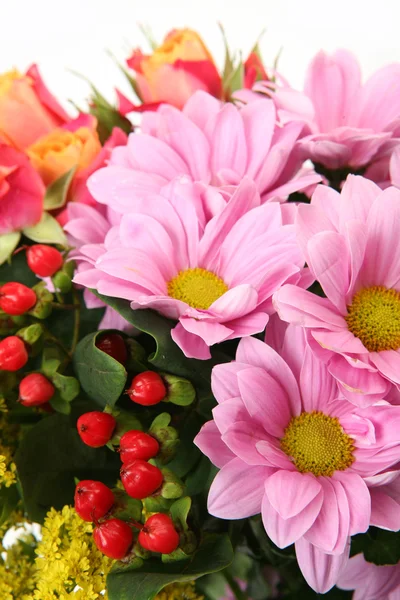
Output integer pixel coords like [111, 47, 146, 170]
[2, 0, 400, 111]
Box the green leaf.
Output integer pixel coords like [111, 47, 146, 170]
[23, 212, 67, 245]
[170, 497, 191, 532]
[226, 59, 244, 95]
[0, 232, 20, 266]
[185, 456, 211, 496]
[15, 414, 120, 522]
[162, 373, 196, 407]
[218, 23, 235, 86]
[73, 330, 128, 408]
[107, 533, 234, 600]
[0, 250, 37, 286]
[352, 528, 400, 566]
[52, 373, 80, 402]
[0, 484, 19, 526]
[92, 294, 229, 395]
[43, 167, 76, 210]
[50, 390, 72, 415]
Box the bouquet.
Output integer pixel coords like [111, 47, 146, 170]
[1, 27, 400, 600]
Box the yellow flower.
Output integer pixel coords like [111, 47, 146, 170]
[33, 505, 112, 599]
[155, 582, 203, 600]
[0, 531, 37, 600]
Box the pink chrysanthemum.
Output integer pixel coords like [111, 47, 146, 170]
[274, 175, 400, 405]
[337, 553, 400, 599]
[297, 50, 400, 171]
[73, 178, 306, 359]
[87, 90, 320, 210]
[64, 203, 133, 332]
[194, 327, 400, 593]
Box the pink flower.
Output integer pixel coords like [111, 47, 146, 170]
[337, 554, 400, 599]
[0, 143, 45, 234]
[390, 146, 400, 188]
[88, 91, 320, 209]
[74, 178, 306, 359]
[274, 175, 400, 405]
[194, 327, 400, 592]
[64, 203, 133, 333]
[297, 50, 400, 170]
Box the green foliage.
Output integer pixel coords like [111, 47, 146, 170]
[15, 414, 120, 523]
[73, 330, 128, 408]
[43, 167, 76, 210]
[92, 293, 230, 399]
[107, 534, 234, 600]
[0, 485, 19, 526]
[351, 527, 400, 565]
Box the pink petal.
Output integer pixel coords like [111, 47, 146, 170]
[307, 231, 349, 313]
[333, 471, 371, 535]
[295, 537, 350, 594]
[170, 323, 211, 359]
[194, 421, 235, 469]
[96, 248, 166, 294]
[339, 174, 381, 228]
[87, 165, 165, 211]
[237, 366, 292, 438]
[223, 311, 269, 340]
[155, 105, 210, 181]
[209, 285, 259, 321]
[236, 336, 302, 415]
[198, 178, 260, 270]
[299, 343, 338, 412]
[212, 397, 250, 435]
[183, 90, 221, 131]
[369, 488, 400, 531]
[256, 440, 296, 470]
[209, 103, 247, 179]
[363, 187, 400, 288]
[208, 458, 271, 519]
[127, 133, 189, 179]
[370, 350, 400, 385]
[240, 99, 276, 179]
[211, 362, 251, 403]
[273, 284, 346, 329]
[222, 421, 270, 466]
[304, 477, 342, 553]
[264, 470, 322, 519]
[262, 489, 323, 548]
[178, 316, 232, 346]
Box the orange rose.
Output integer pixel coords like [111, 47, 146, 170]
[126, 28, 222, 110]
[27, 123, 101, 187]
[0, 66, 68, 150]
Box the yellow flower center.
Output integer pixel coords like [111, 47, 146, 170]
[345, 286, 400, 352]
[281, 411, 355, 477]
[167, 268, 228, 310]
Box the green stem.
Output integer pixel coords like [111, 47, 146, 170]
[223, 571, 248, 600]
[43, 329, 71, 358]
[70, 289, 81, 355]
[51, 303, 80, 310]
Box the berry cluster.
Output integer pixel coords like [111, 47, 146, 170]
[75, 423, 180, 560]
[0, 243, 80, 413]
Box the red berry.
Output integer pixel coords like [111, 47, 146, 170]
[93, 518, 133, 559]
[120, 430, 160, 463]
[0, 336, 28, 371]
[74, 480, 115, 522]
[138, 513, 179, 554]
[0, 282, 36, 316]
[77, 412, 116, 448]
[26, 244, 63, 277]
[120, 459, 163, 499]
[95, 333, 127, 365]
[127, 371, 166, 406]
[19, 373, 55, 407]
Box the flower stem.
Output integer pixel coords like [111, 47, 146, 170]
[51, 303, 80, 310]
[70, 289, 81, 355]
